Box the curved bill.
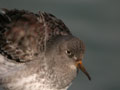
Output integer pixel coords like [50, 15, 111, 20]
[76, 60, 91, 80]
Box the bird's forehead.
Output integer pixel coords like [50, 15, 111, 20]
[67, 39, 83, 48]
[65, 38, 85, 54]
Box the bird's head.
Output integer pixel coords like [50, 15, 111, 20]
[46, 35, 91, 80]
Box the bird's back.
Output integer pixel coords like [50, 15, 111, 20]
[0, 9, 71, 62]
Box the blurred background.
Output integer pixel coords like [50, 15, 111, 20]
[0, 0, 120, 90]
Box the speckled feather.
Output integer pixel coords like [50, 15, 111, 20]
[0, 9, 71, 62]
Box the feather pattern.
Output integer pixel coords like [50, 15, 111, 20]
[0, 9, 71, 62]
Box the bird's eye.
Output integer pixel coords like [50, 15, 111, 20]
[66, 50, 71, 54]
[66, 50, 73, 57]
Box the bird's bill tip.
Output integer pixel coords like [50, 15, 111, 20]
[75, 60, 91, 80]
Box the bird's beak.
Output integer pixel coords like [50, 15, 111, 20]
[75, 60, 91, 80]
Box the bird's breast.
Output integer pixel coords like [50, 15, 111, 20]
[3, 73, 68, 90]
[3, 74, 51, 90]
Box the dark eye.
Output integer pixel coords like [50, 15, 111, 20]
[66, 50, 71, 54]
[66, 50, 73, 57]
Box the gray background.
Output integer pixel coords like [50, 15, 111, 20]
[0, 0, 120, 90]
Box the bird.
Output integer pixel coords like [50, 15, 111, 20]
[0, 8, 91, 90]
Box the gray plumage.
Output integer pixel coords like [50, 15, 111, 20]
[0, 9, 90, 90]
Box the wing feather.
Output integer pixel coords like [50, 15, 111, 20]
[0, 9, 71, 62]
